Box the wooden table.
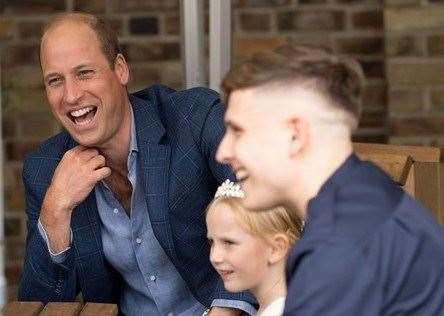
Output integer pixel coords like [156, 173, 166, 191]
[2, 302, 118, 316]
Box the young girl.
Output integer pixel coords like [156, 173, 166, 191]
[206, 180, 302, 316]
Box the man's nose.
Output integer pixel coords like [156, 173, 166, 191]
[63, 78, 82, 104]
[216, 135, 232, 165]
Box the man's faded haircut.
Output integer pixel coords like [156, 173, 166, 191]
[222, 45, 365, 130]
[41, 12, 122, 69]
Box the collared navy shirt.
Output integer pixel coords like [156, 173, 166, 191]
[284, 154, 444, 315]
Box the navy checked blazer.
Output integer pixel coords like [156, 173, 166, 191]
[18, 85, 255, 308]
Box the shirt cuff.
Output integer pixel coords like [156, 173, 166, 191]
[37, 218, 72, 264]
[211, 299, 257, 316]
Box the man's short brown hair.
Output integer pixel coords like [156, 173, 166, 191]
[222, 45, 365, 127]
[41, 12, 122, 69]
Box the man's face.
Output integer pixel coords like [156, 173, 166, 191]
[40, 21, 129, 149]
[206, 202, 272, 294]
[216, 88, 295, 211]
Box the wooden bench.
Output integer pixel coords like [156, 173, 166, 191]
[354, 142, 444, 224]
[2, 302, 118, 316]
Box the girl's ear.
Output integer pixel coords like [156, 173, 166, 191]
[268, 233, 291, 265]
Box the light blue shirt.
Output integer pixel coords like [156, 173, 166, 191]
[39, 108, 256, 316]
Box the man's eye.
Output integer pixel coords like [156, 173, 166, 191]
[47, 77, 62, 86]
[78, 69, 94, 78]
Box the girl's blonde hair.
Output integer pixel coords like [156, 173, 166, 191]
[207, 196, 302, 245]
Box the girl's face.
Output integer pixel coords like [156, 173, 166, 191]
[206, 203, 272, 294]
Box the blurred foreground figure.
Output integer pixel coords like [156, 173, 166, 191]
[217, 44, 444, 315]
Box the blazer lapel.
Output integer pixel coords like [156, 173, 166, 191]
[130, 94, 178, 261]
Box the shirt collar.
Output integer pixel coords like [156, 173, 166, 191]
[129, 104, 138, 153]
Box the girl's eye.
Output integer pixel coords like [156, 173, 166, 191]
[223, 239, 235, 246]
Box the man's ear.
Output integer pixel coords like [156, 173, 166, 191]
[114, 53, 130, 85]
[287, 117, 309, 158]
[268, 233, 291, 265]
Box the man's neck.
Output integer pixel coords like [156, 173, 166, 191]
[99, 102, 132, 173]
[294, 140, 353, 217]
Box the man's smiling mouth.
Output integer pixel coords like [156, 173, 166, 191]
[69, 106, 97, 125]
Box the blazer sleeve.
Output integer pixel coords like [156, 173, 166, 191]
[18, 157, 78, 303]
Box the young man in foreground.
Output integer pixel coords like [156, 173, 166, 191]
[217, 45, 444, 315]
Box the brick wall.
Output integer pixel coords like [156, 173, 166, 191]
[0, 0, 429, 300]
[385, 0, 444, 146]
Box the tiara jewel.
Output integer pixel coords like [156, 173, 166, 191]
[214, 179, 245, 199]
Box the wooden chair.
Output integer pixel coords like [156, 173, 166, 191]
[2, 301, 118, 316]
[354, 142, 444, 224]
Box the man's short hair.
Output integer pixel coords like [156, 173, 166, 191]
[222, 45, 365, 129]
[41, 12, 122, 69]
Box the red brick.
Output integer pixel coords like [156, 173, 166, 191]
[0, 20, 15, 41]
[234, 0, 292, 7]
[18, 21, 44, 40]
[361, 60, 385, 79]
[386, 35, 423, 57]
[362, 83, 386, 108]
[430, 90, 444, 112]
[6, 239, 25, 263]
[5, 142, 40, 162]
[159, 62, 183, 90]
[389, 89, 424, 113]
[386, 6, 444, 32]
[2, 116, 17, 138]
[5, 217, 22, 237]
[336, 36, 384, 55]
[106, 18, 124, 36]
[233, 37, 288, 58]
[278, 10, 345, 31]
[164, 14, 180, 35]
[4, 88, 48, 115]
[352, 134, 387, 144]
[128, 66, 161, 91]
[74, 0, 106, 13]
[388, 62, 444, 86]
[5, 263, 22, 285]
[5, 185, 25, 213]
[359, 111, 386, 128]
[129, 17, 159, 35]
[239, 13, 271, 32]
[299, 0, 328, 3]
[3, 66, 44, 89]
[427, 34, 444, 56]
[19, 113, 56, 139]
[391, 117, 444, 136]
[2, 0, 65, 14]
[1, 44, 40, 68]
[126, 42, 180, 62]
[111, 0, 179, 12]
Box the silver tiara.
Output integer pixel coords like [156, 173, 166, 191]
[214, 179, 245, 199]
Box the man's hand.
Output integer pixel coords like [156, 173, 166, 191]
[208, 307, 242, 316]
[40, 145, 111, 253]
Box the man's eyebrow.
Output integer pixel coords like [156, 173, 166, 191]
[73, 64, 93, 72]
